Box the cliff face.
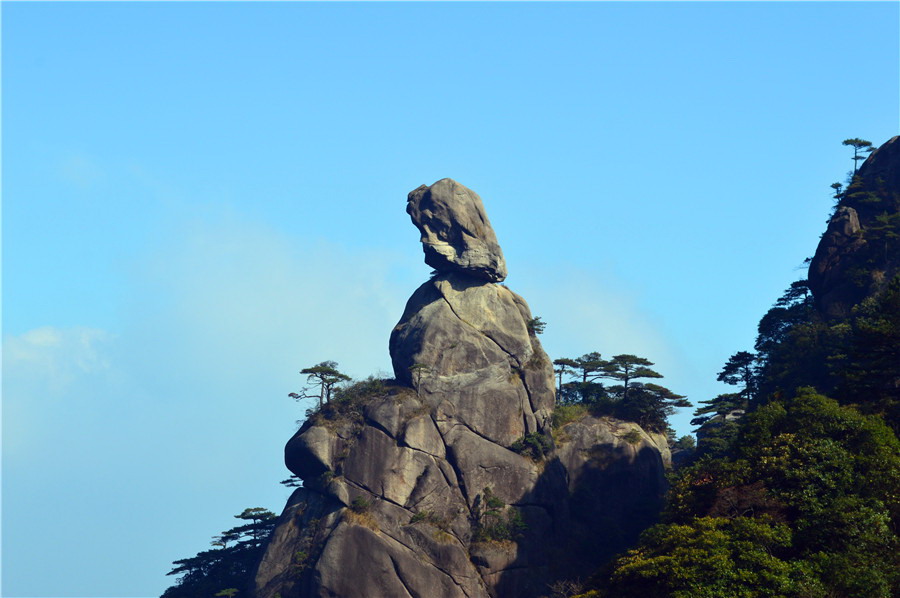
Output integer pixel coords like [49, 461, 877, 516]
[253, 179, 670, 598]
[809, 136, 900, 318]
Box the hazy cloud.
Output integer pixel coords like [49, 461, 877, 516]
[4, 325, 115, 393]
[515, 266, 677, 367]
[513, 264, 698, 434]
[120, 207, 419, 415]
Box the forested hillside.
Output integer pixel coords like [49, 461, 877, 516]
[577, 137, 900, 598]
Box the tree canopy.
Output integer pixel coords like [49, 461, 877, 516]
[289, 360, 351, 409]
[162, 508, 277, 598]
[553, 351, 688, 432]
[842, 137, 874, 173]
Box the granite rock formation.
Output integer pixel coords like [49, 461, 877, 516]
[407, 179, 507, 282]
[809, 136, 900, 318]
[253, 179, 670, 598]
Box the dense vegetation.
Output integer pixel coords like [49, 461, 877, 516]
[573, 140, 900, 598]
[162, 508, 277, 598]
[552, 353, 690, 433]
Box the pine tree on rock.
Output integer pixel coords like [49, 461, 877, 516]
[602, 354, 663, 401]
[289, 361, 351, 409]
[843, 138, 875, 173]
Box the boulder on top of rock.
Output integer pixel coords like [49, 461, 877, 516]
[407, 178, 507, 282]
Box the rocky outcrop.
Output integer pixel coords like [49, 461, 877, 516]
[809, 136, 900, 318]
[253, 179, 670, 598]
[407, 179, 507, 282]
[389, 272, 554, 446]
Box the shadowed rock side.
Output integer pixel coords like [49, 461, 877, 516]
[253, 179, 670, 598]
[809, 136, 900, 318]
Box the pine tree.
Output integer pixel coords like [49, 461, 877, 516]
[163, 508, 277, 598]
[289, 361, 351, 409]
[602, 354, 663, 401]
[842, 138, 875, 173]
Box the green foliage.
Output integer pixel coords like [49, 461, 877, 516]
[658, 390, 900, 597]
[604, 517, 803, 598]
[527, 316, 547, 335]
[409, 510, 450, 530]
[621, 429, 643, 445]
[838, 275, 900, 432]
[553, 351, 688, 432]
[842, 137, 875, 172]
[553, 357, 579, 399]
[551, 403, 588, 429]
[672, 435, 696, 451]
[748, 273, 900, 436]
[695, 418, 741, 459]
[691, 392, 744, 428]
[614, 382, 690, 432]
[350, 496, 371, 513]
[472, 487, 527, 543]
[304, 375, 391, 425]
[716, 351, 759, 400]
[290, 360, 352, 410]
[280, 475, 302, 488]
[291, 549, 309, 571]
[830, 181, 844, 200]
[511, 432, 552, 460]
[162, 508, 277, 598]
[602, 354, 663, 399]
[589, 148, 900, 596]
[750, 278, 854, 401]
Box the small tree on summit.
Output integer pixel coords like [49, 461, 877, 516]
[290, 361, 351, 409]
[842, 138, 875, 174]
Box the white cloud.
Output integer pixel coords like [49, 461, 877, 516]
[3, 326, 116, 456]
[4, 326, 114, 393]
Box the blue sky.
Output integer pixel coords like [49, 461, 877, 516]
[3, 2, 898, 596]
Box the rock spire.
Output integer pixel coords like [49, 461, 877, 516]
[252, 179, 670, 598]
[407, 179, 507, 282]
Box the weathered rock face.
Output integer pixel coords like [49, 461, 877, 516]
[407, 179, 507, 282]
[253, 179, 670, 598]
[389, 272, 555, 446]
[809, 136, 900, 318]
